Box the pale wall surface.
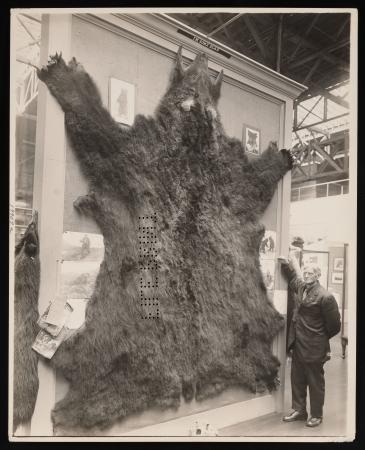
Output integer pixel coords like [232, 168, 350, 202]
[290, 194, 352, 244]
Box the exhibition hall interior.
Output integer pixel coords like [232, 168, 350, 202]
[11, 10, 355, 441]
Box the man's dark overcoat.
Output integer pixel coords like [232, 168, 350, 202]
[282, 262, 341, 362]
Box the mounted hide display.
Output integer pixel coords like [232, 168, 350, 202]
[13, 213, 40, 430]
[37, 48, 293, 430]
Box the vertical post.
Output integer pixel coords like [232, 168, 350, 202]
[343, 131, 349, 173]
[341, 243, 348, 337]
[276, 15, 283, 73]
[324, 96, 328, 121]
[9, 12, 17, 438]
[293, 100, 298, 130]
[273, 99, 293, 413]
[30, 13, 72, 436]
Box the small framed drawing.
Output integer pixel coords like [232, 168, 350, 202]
[243, 125, 260, 155]
[333, 257, 344, 271]
[331, 272, 344, 284]
[109, 78, 135, 126]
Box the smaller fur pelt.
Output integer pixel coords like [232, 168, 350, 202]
[13, 212, 40, 430]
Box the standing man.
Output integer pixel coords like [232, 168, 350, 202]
[278, 253, 341, 427]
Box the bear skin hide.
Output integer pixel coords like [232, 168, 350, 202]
[37, 48, 293, 431]
[13, 213, 40, 430]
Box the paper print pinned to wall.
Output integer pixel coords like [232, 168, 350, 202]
[333, 257, 344, 271]
[32, 327, 74, 360]
[59, 261, 100, 298]
[38, 298, 72, 337]
[60, 231, 104, 298]
[66, 298, 88, 330]
[243, 124, 261, 155]
[331, 272, 344, 284]
[62, 231, 104, 262]
[109, 78, 135, 126]
[33, 298, 89, 359]
[259, 230, 276, 260]
[260, 259, 275, 292]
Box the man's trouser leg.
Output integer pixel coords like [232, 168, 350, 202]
[291, 352, 308, 414]
[307, 362, 325, 418]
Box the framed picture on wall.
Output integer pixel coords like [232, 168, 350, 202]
[332, 272, 344, 284]
[259, 230, 276, 260]
[109, 78, 135, 126]
[333, 257, 344, 271]
[242, 124, 261, 155]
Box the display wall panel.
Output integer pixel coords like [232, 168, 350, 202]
[216, 78, 283, 231]
[64, 16, 176, 233]
[46, 13, 302, 436]
[65, 16, 282, 234]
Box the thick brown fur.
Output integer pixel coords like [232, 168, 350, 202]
[13, 215, 40, 430]
[37, 50, 293, 431]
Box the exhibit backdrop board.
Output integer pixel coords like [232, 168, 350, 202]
[31, 13, 304, 437]
[64, 15, 282, 235]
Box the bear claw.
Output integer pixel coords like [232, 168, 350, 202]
[280, 148, 295, 169]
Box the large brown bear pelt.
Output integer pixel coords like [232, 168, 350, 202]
[37, 49, 293, 431]
[13, 214, 40, 430]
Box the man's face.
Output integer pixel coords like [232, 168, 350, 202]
[303, 267, 318, 285]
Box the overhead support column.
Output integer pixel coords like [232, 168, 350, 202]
[30, 13, 72, 436]
[243, 15, 268, 64]
[276, 15, 283, 73]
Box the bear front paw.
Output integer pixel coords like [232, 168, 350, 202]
[37, 52, 67, 82]
[73, 193, 98, 215]
[68, 57, 86, 73]
[74, 194, 93, 212]
[280, 148, 295, 169]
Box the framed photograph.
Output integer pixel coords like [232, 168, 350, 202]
[333, 257, 344, 271]
[243, 124, 260, 155]
[259, 259, 275, 291]
[259, 230, 276, 260]
[332, 272, 344, 284]
[109, 78, 135, 126]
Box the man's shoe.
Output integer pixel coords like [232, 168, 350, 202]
[283, 410, 308, 422]
[306, 417, 323, 427]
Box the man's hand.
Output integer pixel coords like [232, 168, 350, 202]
[277, 256, 289, 265]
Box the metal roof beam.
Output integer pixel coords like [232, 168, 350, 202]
[242, 15, 268, 63]
[309, 140, 343, 172]
[296, 83, 350, 109]
[19, 13, 42, 24]
[314, 87, 349, 109]
[292, 169, 348, 184]
[292, 159, 308, 177]
[276, 14, 283, 72]
[302, 57, 323, 84]
[288, 14, 321, 62]
[335, 15, 351, 39]
[317, 152, 343, 175]
[298, 84, 349, 109]
[296, 94, 323, 128]
[288, 39, 349, 72]
[284, 27, 349, 70]
[16, 15, 38, 43]
[293, 112, 349, 132]
[206, 13, 242, 38]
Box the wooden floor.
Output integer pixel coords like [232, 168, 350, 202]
[219, 336, 348, 438]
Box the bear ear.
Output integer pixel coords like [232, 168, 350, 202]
[170, 45, 186, 84]
[211, 69, 224, 102]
